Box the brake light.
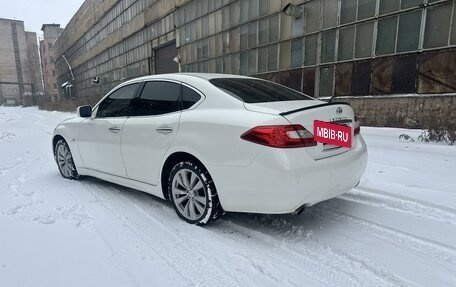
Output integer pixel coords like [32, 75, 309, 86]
[354, 115, 361, 135]
[241, 125, 317, 148]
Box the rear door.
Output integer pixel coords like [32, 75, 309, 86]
[78, 83, 140, 176]
[121, 80, 182, 185]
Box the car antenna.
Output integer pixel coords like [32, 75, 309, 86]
[328, 94, 337, 103]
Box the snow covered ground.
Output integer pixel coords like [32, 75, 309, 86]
[0, 106, 455, 287]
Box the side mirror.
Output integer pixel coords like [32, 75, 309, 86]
[77, 105, 92, 118]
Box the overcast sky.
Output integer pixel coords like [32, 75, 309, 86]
[0, 0, 85, 39]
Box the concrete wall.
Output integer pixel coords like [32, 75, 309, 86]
[342, 95, 456, 130]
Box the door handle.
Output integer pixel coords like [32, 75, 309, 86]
[156, 126, 173, 134]
[108, 127, 121, 134]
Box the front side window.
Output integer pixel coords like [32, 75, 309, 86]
[96, 83, 139, 118]
[210, 78, 313, 103]
[133, 81, 180, 116]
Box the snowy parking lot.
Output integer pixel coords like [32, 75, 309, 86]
[0, 106, 455, 287]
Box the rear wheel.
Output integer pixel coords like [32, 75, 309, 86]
[55, 139, 78, 179]
[168, 161, 223, 225]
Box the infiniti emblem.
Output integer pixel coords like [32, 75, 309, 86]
[336, 107, 343, 114]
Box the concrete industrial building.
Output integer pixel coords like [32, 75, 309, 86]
[40, 24, 64, 104]
[0, 18, 43, 106]
[54, 0, 456, 128]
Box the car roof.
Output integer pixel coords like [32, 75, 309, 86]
[122, 73, 254, 85]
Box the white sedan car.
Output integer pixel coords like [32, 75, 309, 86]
[53, 73, 367, 225]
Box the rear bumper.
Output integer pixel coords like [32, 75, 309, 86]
[208, 135, 368, 214]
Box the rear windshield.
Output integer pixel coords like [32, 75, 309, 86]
[210, 78, 313, 103]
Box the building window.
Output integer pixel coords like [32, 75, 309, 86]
[281, 9, 293, 41]
[380, 0, 400, 15]
[249, 0, 259, 21]
[335, 63, 353, 96]
[240, 24, 248, 50]
[341, 0, 357, 24]
[231, 53, 240, 74]
[229, 28, 240, 53]
[279, 69, 302, 92]
[291, 7, 305, 38]
[321, 30, 336, 63]
[397, 10, 422, 52]
[339, 26, 355, 61]
[279, 40, 291, 70]
[248, 21, 258, 48]
[417, 50, 456, 93]
[319, 65, 335, 97]
[202, 16, 209, 38]
[351, 60, 372, 95]
[268, 44, 278, 71]
[401, 0, 423, 10]
[302, 68, 316, 96]
[372, 57, 394, 94]
[248, 49, 257, 74]
[269, 14, 279, 42]
[223, 55, 231, 74]
[305, 0, 320, 33]
[376, 16, 398, 55]
[258, 46, 268, 73]
[305, 35, 318, 66]
[423, 3, 452, 49]
[230, 1, 240, 27]
[355, 21, 374, 58]
[322, 0, 338, 29]
[240, 51, 248, 75]
[392, 55, 417, 93]
[452, 3, 456, 45]
[358, 0, 376, 20]
[240, 0, 249, 24]
[260, 0, 269, 17]
[290, 38, 303, 68]
[259, 18, 269, 45]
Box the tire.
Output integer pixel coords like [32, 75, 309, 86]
[54, 139, 79, 179]
[168, 161, 223, 225]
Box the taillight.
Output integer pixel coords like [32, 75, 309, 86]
[354, 115, 361, 135]
[241, 125, 317, 148]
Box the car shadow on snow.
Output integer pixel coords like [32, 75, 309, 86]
[75, 176, 347, 241]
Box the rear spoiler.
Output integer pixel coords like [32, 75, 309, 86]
[279, 102, 352, 116]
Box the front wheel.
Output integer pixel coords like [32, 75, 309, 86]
[168, 161, 223, 225]
[55, 139, 78, 179]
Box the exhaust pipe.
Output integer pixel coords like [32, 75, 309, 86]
[293, 204, 306, 216]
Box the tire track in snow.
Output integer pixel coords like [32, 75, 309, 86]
[79, 180, 241, 287]
[123, 193, 300, 287]
[340, 186, 456, 225]
[76, 178, 405, 287]
[313, 206, 456, 265]
[221, 215, 406, 287]
[114, 184, 388, 286]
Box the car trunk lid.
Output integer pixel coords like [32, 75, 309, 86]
[244, 101, 357, 160]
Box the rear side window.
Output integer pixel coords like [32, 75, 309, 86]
[210, 78, 313, 103]
[96, 83, 139, 118]
[133, 81, 180, 116]
[182, 86, 201, 109]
